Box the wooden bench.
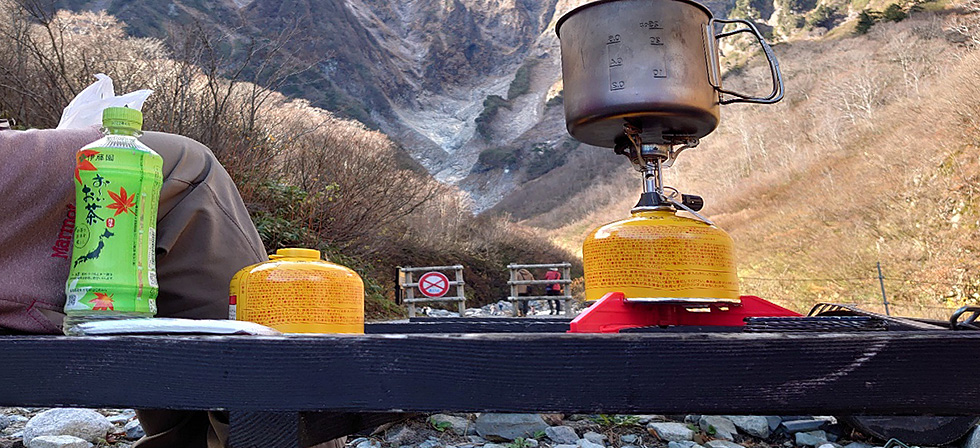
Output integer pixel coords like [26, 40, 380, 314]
[2, 326, 980, 448]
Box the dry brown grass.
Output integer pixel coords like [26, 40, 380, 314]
[550, 9, 980, 316]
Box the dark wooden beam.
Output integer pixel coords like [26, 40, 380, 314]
[1, 332, 979, 415]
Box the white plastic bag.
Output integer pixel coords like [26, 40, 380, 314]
[56, 73, 153, 129]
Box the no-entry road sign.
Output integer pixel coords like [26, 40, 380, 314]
[418, 271, 450, 298]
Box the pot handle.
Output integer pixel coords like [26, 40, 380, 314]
[710, 18, 784, 105]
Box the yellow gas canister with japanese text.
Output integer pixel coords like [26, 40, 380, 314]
[229, 248, 364, 333]
[582, 210, 740, 302]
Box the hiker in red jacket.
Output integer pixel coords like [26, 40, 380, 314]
[544, 267, 563, 315]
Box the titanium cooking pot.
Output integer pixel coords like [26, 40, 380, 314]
[555, 0, 784, 148]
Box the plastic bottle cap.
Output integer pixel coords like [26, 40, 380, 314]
[102, 107, 143, 131]
[276, 248, 321, 259]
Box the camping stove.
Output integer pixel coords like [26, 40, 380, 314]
[554, 0, 792, 333]
[570, 126, 799, 333]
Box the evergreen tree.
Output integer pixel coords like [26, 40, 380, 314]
[855, 10, 878, 34]
[883, 4, 908, 22]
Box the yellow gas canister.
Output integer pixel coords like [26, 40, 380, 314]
[229, 248, 364, 333]
[582, 209, 740, 302]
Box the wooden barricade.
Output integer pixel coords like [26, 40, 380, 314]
[399, 265, 466, 317]
[507, 262, 573, 317]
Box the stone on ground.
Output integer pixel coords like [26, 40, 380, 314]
[620, 434, 640, 444]
[699, 416, 737, 441]
[27, 435, 93, 448]
[783, 420, 827, 434]
[0, 414, 10, 431]
[705, 440, 745, 448]
[474, 413, 549, 442]
[106, 410, 136, 425]
[795, 430, 829, 447]
[123, 420, 144, 440]
[964, 427, 980, 448]
[636, 416, 666, 425]
[577, 439, 604, 448]
[766, 417, 783, 432]
[668, 441, 703, 448]
[545, 426, 579, 444]
[583, 431, 606, 445]
[355, 438, 382, 448]
[22, 409, 112, 445]
[430, 414, 473, 435]
[418, 439, 440, 448]
[726, 415, 772, 439]
[648, 422, 695, 442]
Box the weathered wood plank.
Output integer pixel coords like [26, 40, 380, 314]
[1, 333, 979, 415]
[402, 297, 465, 303]
[506, 279, 573, 286]
[507, 263, 572, 269]
[400, 265, 463, 272]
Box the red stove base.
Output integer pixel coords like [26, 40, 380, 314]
[568, 292, 802, 333]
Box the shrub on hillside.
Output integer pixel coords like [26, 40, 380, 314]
[525, 142, 571, 179]
[507, 60, 537, 100]
[474, 146, 518, 172]
[806, 5, 840, 29]
[785, 0, 818, 13]
[475, 94, 511, 140]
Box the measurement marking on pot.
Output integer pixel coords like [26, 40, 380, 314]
[650, 35, 664, 46]
[652, 68, 667, 79]
[607, 34, 625, 91]
[640, 20, 663, 29]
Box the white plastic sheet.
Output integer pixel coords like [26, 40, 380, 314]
[56, 73, 153, 129]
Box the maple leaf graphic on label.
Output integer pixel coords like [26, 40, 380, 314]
[89, 292, 114, 310]
[106, 187, 136, 216]
[75, 149, 100, 183]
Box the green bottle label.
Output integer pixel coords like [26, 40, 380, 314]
[65, 141, 163, 315]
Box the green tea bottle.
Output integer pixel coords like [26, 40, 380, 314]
[63, 107, 163, 335]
